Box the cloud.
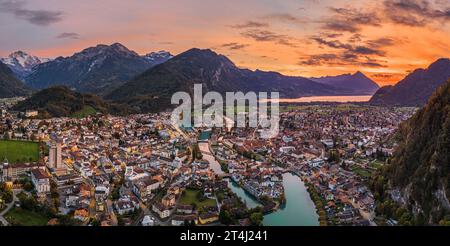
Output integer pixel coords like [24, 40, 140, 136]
[352, 46, 385, 56]
[366, 37, 396, 48]
[372, 73, 397, 78]
[301, 33, 391, 67]
[383, 0, 450, 26]
[323, 33, 344, 39]
[348, 33, 363, 43]
[299, 53, 338, 65]
[311, 35, 386, 56]
[299, 52, 385, 67]
[262, 13, 307, 24]
[0, 0, 63, 26]
[240, 29, 298, 47]
[312, 36, 353, 50]
[56, 32, 80, 39]
[229, 21, 269, 29]
[221, 42, 249, 50]
[321, 7, 382, 33]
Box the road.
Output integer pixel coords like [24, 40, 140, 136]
[350, 199, 377, 226]
[0, 189, 19, 226]
[106, 199, 118, 226]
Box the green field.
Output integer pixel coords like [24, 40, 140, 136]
[180, 189, 217, 208]
[351, 165, 372, 179]
[71, 105, 97, 118]
[0, 140, 40, 163]
[5, 207, 49, 226]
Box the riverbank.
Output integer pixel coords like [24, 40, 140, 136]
[200, 137, 319, 226]
[289, 170, 327, 226]
[263, 173, 319, 226]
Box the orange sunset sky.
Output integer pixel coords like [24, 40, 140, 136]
[0, 0, 449, 86]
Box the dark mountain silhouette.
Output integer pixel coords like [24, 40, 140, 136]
[311, 71, 380, 95]
[370, 58, 450, 106]
[371, 79, 450, 225]
[13, 86, 133, 118]
[0, 61, 31, 98]
[25, 43, 167, 95]
[106, 48, 340, 112]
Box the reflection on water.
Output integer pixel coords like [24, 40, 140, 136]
[265, 95, 372, 103]
[199, 140, 319, 226]
[263, 173, 319, 226]
[227, 179, 260, 209]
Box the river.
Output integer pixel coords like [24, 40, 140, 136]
[199, 141, 319, 226]
[263, 173, 319, 226]
[198, 142, 223, 175]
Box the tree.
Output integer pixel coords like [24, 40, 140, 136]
[23, 181, 34, 192]
[90, 218, 101, 226]
[249, 212, 263, 226]
[327, 149, 340, 163]
[219, 209, 233, 225]
[58, 215, 80, 226]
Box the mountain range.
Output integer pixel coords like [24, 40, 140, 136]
[3, 43, 449, 112]
[310, 71, 380, 95]
[106, 48, 357, 112]
[23, 43, 172, 95]
[370, 58, 450, 106]
[1, 43, 379, 101]
[0, 61, 30, 98]
[0, 51, 51, 79]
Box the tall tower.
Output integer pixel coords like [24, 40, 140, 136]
[48, 140, 62, 169]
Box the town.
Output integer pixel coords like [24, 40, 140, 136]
[0, 98, 416, 226]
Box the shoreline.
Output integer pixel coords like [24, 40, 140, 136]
[204, 137, 319, 223]
[292, 172, 327, 226]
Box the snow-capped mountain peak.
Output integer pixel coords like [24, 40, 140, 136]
[1, 51, 51, 78]
[143, 50, 173, 65]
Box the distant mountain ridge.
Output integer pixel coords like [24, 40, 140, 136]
[1, 51, 51, 79]
[24, 43, 172, 95]
[12, 86, 134, 117]
[310, 71, 380, 95]
[0, 61, 31, 98]
[370, 58, 450, 106]
[106, 48, 343, 112]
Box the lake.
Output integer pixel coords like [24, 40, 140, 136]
[266, 95, 372, 103]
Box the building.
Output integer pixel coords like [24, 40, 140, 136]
[198, 212, 219, 225]
[24, 110, 38, 118]
[162, 194, 176, 208]
[115, 196, 139, 215]
[31, 168, 51, 194]
[171, 214, 198, 226]
[152, 202, 170, 219]
[48, 140, 62, 169]
[74, 208, 89, 222]
[2, 160, 44, 181]
[132, 177, 160, 202]
[142, 215, 155, 226]
[177, 204, 193, 214]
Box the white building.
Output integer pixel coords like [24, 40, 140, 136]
[142, 215, 155, 226]
[31, 168, 50, 193]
